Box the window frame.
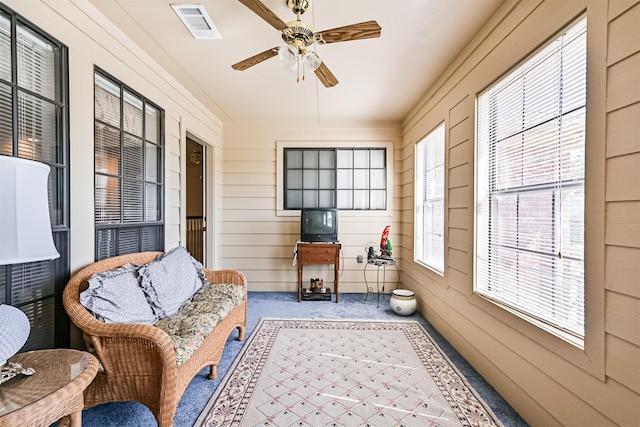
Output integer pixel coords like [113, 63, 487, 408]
[0, 3, 70, 350]
[414, 123, 446, 275]
[93, 67, 165, 260]
[276, 140, 394, 216]
[473, 16, 587, 347]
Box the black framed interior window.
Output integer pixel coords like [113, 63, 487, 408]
[0, 4, 70, 350]
[94, 69, 164, 260]
[284, 147, 386, 210]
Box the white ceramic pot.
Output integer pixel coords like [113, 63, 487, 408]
[390, 289, 416, 316]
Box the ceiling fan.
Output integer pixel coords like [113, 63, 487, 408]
[232, 0, 382, 87]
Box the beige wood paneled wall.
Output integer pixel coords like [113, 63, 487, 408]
[222, 123, 402, 292]
[399, 0, 640, 425]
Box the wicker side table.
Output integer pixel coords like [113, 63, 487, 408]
[0, 349, 98, 427]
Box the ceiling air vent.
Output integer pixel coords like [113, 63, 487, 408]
[171, 4, 221, 39]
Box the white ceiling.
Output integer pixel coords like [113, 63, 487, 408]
[88, 0, 503, 124]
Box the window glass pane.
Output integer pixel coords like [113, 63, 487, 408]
[17, 24, 58, 101]
[370, 190, 386, 210]
[303, 150, 318, 168]
[319, 170, 334, 189]
[353, 190, 369, 209]
[118, 228, 140, 254]
[353, 150, 369, 168]
[319, 190, 334, 208]
[142, 226, 162, 250]
[145, 104, 159, 143]
[10, 261, 55, 305]
[337, 190, 352, 209]
[0, 13, 10, 82]
[303, 170, 318, 189]
[370, 169, 385, 189]
[560, 187, 584, 259]
[303, 190, 318, 207]
[95, 175, 120, 224]
[17, 91, 60, 163]
[319, 150, 334, 169]
[370, 149, 385, 168]
[336, 169, 352, 189]
[336, 149, 352, 168]
[123, 180, 143, 223]
[48, 166, 65, 226]
[287, 169, 302, 189]
[353, 169, 369, 189]
[123, 134, 143, 179]
[123, 90, 143, 137]
[95, 123, 120, 175]
[287, 190, 302, 208]
[0, 83, 12, 155]
[286, 150, 302, 169]
[96, 229, 117, 260]
[145, 143, 160, 182]
[95, 74, 120, 127]
[145, 183, 160, 221]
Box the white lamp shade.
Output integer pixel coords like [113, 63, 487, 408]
[0, 156, 60, 265]
[0, 304, 30, 366]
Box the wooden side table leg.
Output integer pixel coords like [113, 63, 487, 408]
[297, 264, 302, 302]
[334, 253, 339, 303]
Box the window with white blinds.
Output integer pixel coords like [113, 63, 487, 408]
[415, 123, 445, 274]
[0, 4, 70, 350]
[475, 17, 586, 342]
[94, 70, 164, 260]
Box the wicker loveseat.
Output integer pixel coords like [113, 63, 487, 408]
[62, 250, 247, 427]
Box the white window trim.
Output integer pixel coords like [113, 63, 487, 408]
[276, 140, 394, 217]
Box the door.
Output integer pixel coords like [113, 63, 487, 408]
[186, 137, 206, 263]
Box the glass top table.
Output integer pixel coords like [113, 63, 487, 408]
[0, 349, 98, 426]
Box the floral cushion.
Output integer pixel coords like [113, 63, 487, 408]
[155, 283, 245, 365]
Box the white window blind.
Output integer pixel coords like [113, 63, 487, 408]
[475, 17, 586, 341]
[415, 123, 445, 274]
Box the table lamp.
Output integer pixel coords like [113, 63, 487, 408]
[0, 155, 60, 384]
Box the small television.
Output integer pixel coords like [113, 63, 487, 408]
[300, 208, 338, 243]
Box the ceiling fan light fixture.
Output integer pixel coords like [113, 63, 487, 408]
[303, 51, 321, 72]
[278, 45, 298, 73]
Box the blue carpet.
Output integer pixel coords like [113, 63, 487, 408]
[80, 292, 528, 426]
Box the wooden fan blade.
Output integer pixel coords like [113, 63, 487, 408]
[232, 47, 279, 71]
[238, 0, 287, 31]
[319, 20, 381, 44]
[314, 62, 339, 88]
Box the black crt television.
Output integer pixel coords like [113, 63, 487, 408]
[300, 208, 339, 243]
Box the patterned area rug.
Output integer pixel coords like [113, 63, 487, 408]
[196, 319, 503, 427]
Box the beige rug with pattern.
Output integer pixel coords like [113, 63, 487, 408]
[195, 319, 503, 427]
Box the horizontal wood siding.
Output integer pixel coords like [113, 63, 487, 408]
[222, 124, 402, 293]
[399, 0, 640, 425]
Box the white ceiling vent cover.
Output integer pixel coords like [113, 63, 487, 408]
[171, 4, 221, 39]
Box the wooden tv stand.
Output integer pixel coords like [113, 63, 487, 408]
[296, 242, 341, 303]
